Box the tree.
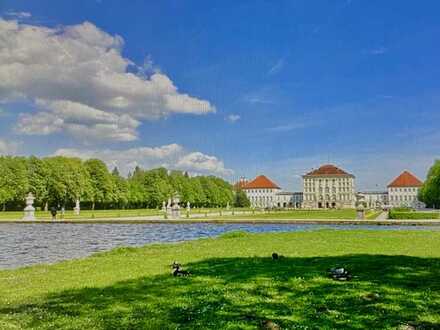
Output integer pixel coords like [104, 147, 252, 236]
[84, 159, 115, 210]
[234, 189, 251, 208]
[45, 157, 91, 207]
[0, 157, 29, 210]
[419, 160, 440, 208]
[27, 156, 50, 209]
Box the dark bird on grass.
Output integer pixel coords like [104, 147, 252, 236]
[328, 267, 352, 281]
[171, 261, 191, 277]
[261, 319, 281, 330]
[272, 252, 280, 260]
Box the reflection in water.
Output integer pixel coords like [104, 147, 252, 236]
[0, 223, 437, 269]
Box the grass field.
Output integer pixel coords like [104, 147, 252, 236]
[223, 209, 357, 220]
[389, 209, 440, 220]
[0, 209, 161, 221]
[1, 230, 440, 329]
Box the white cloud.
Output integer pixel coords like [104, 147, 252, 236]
[0, 139, 20, 155]
[17, 99, 140, 142]
[54, 144, 233, 177]
[3, 11, 32, 19]
[368, 47, 388, 55]
[0, 19, 215, 142]
[226, 114, 240, 123]
[268, 58, 285, 75]
[267, 122, 308, 133]
[176, 152, 233, 176]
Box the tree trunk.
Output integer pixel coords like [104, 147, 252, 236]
[92, 201, 95, 211]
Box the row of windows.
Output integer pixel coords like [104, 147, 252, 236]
[305, 182, 352, 188]
[304, 187, 352, 193]
[250, 196, 273, 202]
[390, 195, 417, 202]
[389, 187, 418, 193]
[304, 178, 351, 185]
[246, 189, 274, 194]
[304, 194, 353, 201]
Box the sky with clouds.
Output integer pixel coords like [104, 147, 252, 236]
[0, 0, 439, 191]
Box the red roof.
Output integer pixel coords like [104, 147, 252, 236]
[304, 164, 354, 177]
[388, 171, 423, 188]
[243, 175, 281, 189]
[233, 180, 248, 190]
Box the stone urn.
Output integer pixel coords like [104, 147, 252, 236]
[23, 193, 36, 221]
[356, 203, 365, 220]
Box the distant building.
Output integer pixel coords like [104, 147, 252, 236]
[357, 191, 388, 208]
[275, 191, 303, 208]
[388, 171, 425, 209]
[241, 175, 282, 208]
[302, 164, 356, 209]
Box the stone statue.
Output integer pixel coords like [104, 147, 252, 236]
[23, 193, 36, 221]
[166, 198, 172, 218]
[171, 192, 181, 219]
[74, 199, 80, 215]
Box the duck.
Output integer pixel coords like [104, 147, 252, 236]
[171, 261, 191, 277]
[328, 267, 352, 281]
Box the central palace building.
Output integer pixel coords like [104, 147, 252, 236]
[302, 164, 356, 209]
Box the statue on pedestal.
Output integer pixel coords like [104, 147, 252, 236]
[186, 201, 191, 218]
[171, 192, 181, 219]
[23, 193, 36, 221]
[166, 198, 172, 218]
[74, 199, 80, 215]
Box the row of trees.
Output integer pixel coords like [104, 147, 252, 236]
[419, 160, 440, 209]
[0, 156, 250, 211]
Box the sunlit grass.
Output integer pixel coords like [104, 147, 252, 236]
[1, 230, 440, 329]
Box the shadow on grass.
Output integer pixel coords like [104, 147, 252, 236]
[2, 255, 440, 329]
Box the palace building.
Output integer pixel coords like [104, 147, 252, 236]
[302, 164, 356, 209]
[240, 175, 281, 208]
[238, 175, 303, 208]
[387, 171, 425, 209]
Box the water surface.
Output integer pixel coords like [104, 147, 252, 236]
[0, 223, 438, 269]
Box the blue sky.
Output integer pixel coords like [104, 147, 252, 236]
[0, 0, 439, 191]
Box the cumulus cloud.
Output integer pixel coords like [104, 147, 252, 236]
[0, 139, 20, 155]
[226, 114, 240, 123]
[54, 144, 233, 177]
[0, 19, 215, 142]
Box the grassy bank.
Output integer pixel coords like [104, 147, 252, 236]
[0, 208, 254, 221]
[389, 209, 440, 220]
[222, 209, 357, 220]
[0, 209, 161, 221]
[1, 230, 440, 329]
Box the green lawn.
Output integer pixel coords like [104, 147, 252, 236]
[0, 209, 161, 221]
[1, 230, 440, 329]
[223, 209, 357, 220]
[389, 210, 440, 220]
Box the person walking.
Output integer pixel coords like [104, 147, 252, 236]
[50, 206, 57, 221]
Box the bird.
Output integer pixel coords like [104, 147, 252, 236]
[272, 253, 279, 260]
[328, 267, 352, 281]
[171, 261, 191, 276]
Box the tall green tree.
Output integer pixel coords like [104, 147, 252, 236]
[0, 157, 29, 210]
[419, 160, 440, 208]
[84, 159, 115, 209]
[45, 157, 91, 207]
[234, 189, 251, 208]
